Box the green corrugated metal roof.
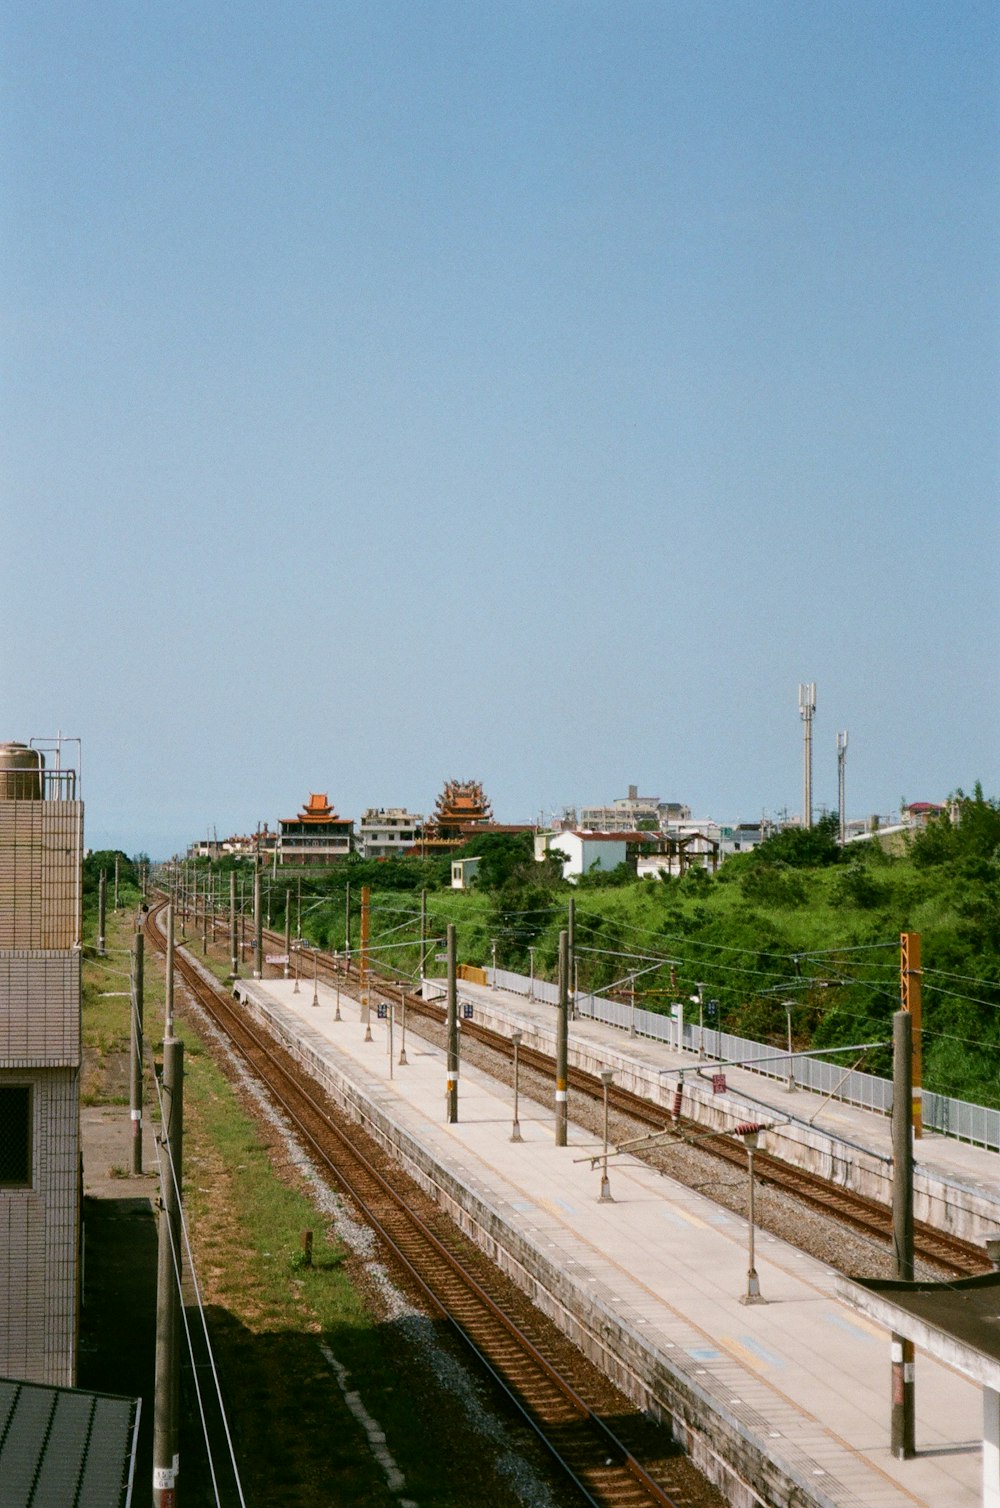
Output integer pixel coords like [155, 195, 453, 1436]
[0, 1378, 139, 1508]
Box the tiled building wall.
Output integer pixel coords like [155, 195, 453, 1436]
[0, 1070, 79, 1387]
[0, 953, 80, 1066]
[0, 802, 83, 949]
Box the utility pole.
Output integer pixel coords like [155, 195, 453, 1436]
[153, 1036, 184, 1508]
[165, 904, 175, 1037]
[130, 929, 144, 1176]
[361, 885, 372, 1041]
[900, 932, 923, 1138]
[419, 889, 427, 982]
[98, 871, 107, 957]
[446, 923, 459, 1123]
[799, 682, 816, 829]
[253, 866, 263, 979]
[114, 854, 120, 910]
[229, 871, 238, 979]
[555, 929, 568, 1146]
[837, 730, 849, 844]
[344, 882, 351, 958]
[283, 907, 291, 979]
[567, 897, 575, 1020]
[891, 1009, 915, 1458]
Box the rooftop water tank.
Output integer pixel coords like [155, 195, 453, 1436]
[0, 742, 44, 800]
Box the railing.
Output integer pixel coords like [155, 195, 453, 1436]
[487, 967, 1000, 1154]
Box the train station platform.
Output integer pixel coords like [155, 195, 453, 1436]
[231, 969, 985, 1508]
[432, 975, 1000, 1241]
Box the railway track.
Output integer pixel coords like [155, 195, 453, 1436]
[227, 915, 989, 1281]
[151, 904, 714, 1508]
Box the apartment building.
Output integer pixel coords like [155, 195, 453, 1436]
[357, 807, 423, 860]
[0, 740, 83, 1386]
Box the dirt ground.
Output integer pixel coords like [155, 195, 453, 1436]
[78, 1106, 160, 1508]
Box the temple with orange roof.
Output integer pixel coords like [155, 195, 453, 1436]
[416, 779, 534, 854]
[278, 792, 354, 866]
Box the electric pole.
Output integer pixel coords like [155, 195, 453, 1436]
[446, 923, 459, 1123]
[361, 885, 372, 1040]
[130, 929, 144, 1176]
[891, 1009, 915, 1458]
[901, 932, 923, 1139]
[555, 929, 568, 1146]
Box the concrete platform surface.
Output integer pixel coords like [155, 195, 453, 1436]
[444, 976, 1000, 1217]
[240, 972, 984, 1508]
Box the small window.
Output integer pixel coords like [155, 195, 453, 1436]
[0, 1086, 32, 1186]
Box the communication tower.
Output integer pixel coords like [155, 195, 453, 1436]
[798, 683, 816, 828]
[837, 730, 848, 844]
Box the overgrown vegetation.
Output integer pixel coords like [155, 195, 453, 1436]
[172, 787, 1000, 1110]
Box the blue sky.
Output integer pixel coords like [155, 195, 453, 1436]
[2, 2, 997, 856]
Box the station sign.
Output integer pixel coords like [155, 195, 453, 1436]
[266, 953, 289, 965]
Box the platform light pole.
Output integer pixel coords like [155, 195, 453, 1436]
[736, 1122, 766, 1305]
[598, 1069, 614, 1202]
[311, 945, 319, 1008]
[510, 1031, 523, 1142]
[397, 984, 407, 1065]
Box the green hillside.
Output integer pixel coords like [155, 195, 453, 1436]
[186, 788, 1000, 1113]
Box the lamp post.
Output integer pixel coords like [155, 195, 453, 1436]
[398, 984, 408, 1066]
[693, 983, 705, 1058]
[599, 1069, 614, 1202]
[528, 947, 535, 1001]
[334, 956, 342, 1021]
[510, 1031, 523, 1142]
[736, 1122, 766, 1304]
[311, 945, 319, 1008]
[292, 940, 300, 994]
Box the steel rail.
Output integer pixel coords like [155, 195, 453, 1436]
[147, 903, 687, 1508]
[243, 921, 986, 1280]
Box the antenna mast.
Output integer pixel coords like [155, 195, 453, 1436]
[798, 683, 816, 828]
[837, 730, 848, 844]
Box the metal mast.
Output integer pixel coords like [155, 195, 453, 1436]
[837, 729, 848, 843]
[798, 683, 816, 828]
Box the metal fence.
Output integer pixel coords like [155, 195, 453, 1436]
[488, 967, 1000, 1153]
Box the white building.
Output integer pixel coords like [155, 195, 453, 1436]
[538, 830, 648, 883]
[451, 857, 482, 890]
[579, 784, 690, 834]
[357, 807, 423, 860]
